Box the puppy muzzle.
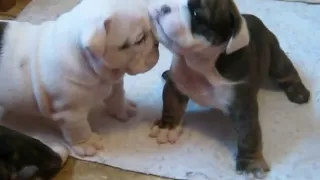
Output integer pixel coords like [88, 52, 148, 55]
[149, 3, 179, 41]
[148, 1, 205, 56]
[126, 51, 159, 75]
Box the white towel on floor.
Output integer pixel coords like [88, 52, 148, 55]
[1, 0, 319, 179]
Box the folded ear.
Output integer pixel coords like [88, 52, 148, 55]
[80, 18, 111, 60]
[225, 16, 250, 54]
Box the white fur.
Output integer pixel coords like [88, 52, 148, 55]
[169, 56, 235, 111]
[226, 17, 250, 54]
[0, 0, 159, 157]
[148, 0, 211, 54]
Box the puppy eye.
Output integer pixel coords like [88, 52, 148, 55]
[119, 42, 130, 50]
[134, 34, 146, 45]
[160, 5, 171, 15]
[192, 9, 205, 20]
[191, 9, 209, 26]
[192, 9, 198, 17]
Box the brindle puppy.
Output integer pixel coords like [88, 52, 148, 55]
[148, 0, 310, 178]
[0, 125, 68, 180]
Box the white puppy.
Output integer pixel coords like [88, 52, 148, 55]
[0, 0, 159, 157]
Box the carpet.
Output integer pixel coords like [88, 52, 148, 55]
[1, 0, 319, 179]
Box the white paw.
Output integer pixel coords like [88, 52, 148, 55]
[244, 172, 268, 180]
[71, 133, 104, 157]
[107, 99, 137, 122]
[149, 125, 183, 144]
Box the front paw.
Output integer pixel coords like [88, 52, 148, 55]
[149, 120, 183, 144]
[105, 99, 137, 121]
[236, 156, 270, 179]
[284, 82, 310, 104]
[72, 133, 104, 157]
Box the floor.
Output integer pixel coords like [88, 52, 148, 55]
[0, 1, 170, 180]
[55, 158, 168, 180]
[0, 0, 29, 19]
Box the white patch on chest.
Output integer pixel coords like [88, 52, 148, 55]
[209, 84, 234, 113]
[170, 56, 234, 113]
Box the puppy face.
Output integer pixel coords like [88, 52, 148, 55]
[148, 0, 210, 55]
[81, 7, 159, 78]
[188, 0, 250, 54]
[103, 12, 159, 75]
[149, 0, 249, 55]
[188, 0, 240, 45]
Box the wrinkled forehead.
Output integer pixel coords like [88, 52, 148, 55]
[107, 10, 151, 46]
[114, 9, 150, 30]
[148, 0, 190, 21]
[149, 0, 188, 9]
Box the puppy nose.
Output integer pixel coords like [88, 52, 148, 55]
[160, 5, 171, 15]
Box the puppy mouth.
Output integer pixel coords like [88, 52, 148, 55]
[149, 7, 202, 56]
[149, 10, 184, 51]
[126, 68, 143, 75]
[126, 71, 136, 75]
[111, 68, 125, 79]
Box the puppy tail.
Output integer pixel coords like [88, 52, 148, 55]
[161, 70, 170, 81]
[49, 143, 69, 166]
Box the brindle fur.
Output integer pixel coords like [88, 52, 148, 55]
[156, 0, 310, 177]
[0, 125, 64, 180]
[154, 73, 189, 129]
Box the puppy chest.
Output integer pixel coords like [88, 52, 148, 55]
[92, 83, 113, 101]
[170, 60, 234, 112]
[175, 80, 234, 112]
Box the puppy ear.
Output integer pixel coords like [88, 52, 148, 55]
[80, 18, 111, 60]
[225, 16, 250, 54]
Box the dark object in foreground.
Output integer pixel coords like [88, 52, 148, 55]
[0, 0, 16, 12]
[0, 125, 68, 180]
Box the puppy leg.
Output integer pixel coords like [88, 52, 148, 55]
[228, 85, 269, 178]
[269, 39, 310, 104]
[58, 110, 103, 157]
[104, 80, 137, 121]
[149, 71, 189, 144]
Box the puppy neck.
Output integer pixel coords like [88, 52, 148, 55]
[60, 36, 124, 88]
[181, 43, 231, 85]
[80, 47, 125, 84]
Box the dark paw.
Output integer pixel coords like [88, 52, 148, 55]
[236, 157, 270, 179]
[284, 82, 310, 104]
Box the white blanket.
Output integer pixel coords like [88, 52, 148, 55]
[1, 0, 319, 179]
